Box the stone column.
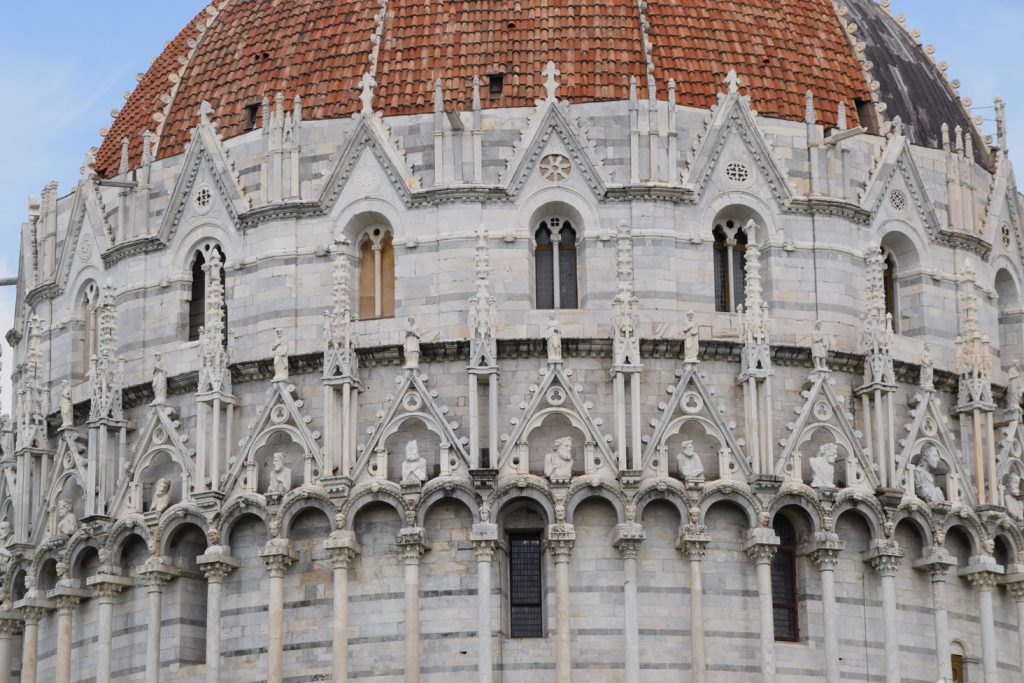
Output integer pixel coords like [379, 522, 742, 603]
[397, 527, 427, 683]
[808, 533, 844, 683]
[548, 524, 576, 683]
[614, 523, 645, 683]
[196, 552, 240, 683]
[913, 547, 956, 682]
[15, 600, 52, 683]
[679, 525, 711, 683]
[260, 541, 298, 683]
[0, 611, 23, 683]
[1003, 566, 1024, 680]
[137, 563, 176, 683]
[963, 557, 1003, 683]
[866, 541, 904, 683]
[744, 527, 780, 683]
[324, 531, 360, 683]
[471, 523, 498, 683]
[50, 591, 86, 683]
[86, 574, 132, 683]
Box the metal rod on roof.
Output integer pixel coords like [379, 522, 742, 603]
[0, 279, 17, 287]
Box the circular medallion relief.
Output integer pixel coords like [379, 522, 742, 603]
[270, 404, 289, 424]
[402, 391, 423, 412]
[546, 386, 567, 407]
[78, 233, 93, 262]
[889, 189, 908, 213]
[353, 167, 380, 194]
[681, 391, 704, 414]
[539, 154, 571, 182]
[194, 184, 213, 214]
[723, 161, 752, 186]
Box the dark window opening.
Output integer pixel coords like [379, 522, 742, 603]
[534, 220, 578, 310]
[480, 447, 491, 469]
[882, 253, 898, 333]
[509, 533, 543, 638]
[244, 103, 261, 131]
[488, 74, 504, 97]
[855, 99, 877, 135]
[188, 246, 228, 344]
[951, 654, 965, 682]
[713, 221, 747, 313]
[771, 516, 800, 641]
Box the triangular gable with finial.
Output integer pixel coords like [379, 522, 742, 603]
[317, 111, 421, 212]
[682, 70, 795, 206]
[641, 364, 750, 479]
[777, 372, 879, 490]
[108, 404, 194, 516]
[32, 429, 88, 545]
[55, 169, 115, 293]
[896, 389, 979, 509]
[859, 132, 942, 238]
[498, 363, 616, 477]
[983, 154, 1024, 263]
[353, 369, 468, 483]
[157, 102, 250, 244]
[224, 380, 323, 494]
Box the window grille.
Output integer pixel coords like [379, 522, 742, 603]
[771, 516, 799, 641]
[509, 533, 543, 638]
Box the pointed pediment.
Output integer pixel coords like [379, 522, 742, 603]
[55, 181, 113, 293]
[353, 369, 468, 483]
[499, 363, 615, 476]
[984, 156, 1024, 263]
[225, 380, 323, 494]
[861, 136, 942, 237]
[896, 390, 978, 509]
[157, 123, 250, 244]
[108, 404, 194, 516]
[641, 364, 750, 479]
[317, 114, 420, 212]
[777, 372, 878, 491]
[682, 91, 795, 206]
[500, 101, 608, 197]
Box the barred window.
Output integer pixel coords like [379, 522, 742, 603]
[535, 219, 578, 310]
[187, 245, 227, 344]
[771, 516, 799, 641]
[508, 533, 543, 638]
[713, 221, 747, 313]
[882, 250, 899, 333]
[358, 228, 395, 320]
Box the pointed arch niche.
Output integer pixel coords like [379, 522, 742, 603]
[994, 267, 1023, 368]
[186, 241, 227, 343]
[709, 204, 768, 314]
[528, 201, 585, 310]
[75, 281, 100, 380]
[878, 229, 922, 336]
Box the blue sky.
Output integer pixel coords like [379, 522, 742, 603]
[0, 0, 1021, 415]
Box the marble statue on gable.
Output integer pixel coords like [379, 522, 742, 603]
[60, 380, 73, 428]
[401, 440, 427, 484]
[682, 311, 699, 364]
[546, 314, 562, 363]
[272, 328, 289, 381]
[266, 452, 293, 496]
[1007, 364, 1023, 411]
[914, 445, 945, 504]
[152, 352, 168, 404]
[1004, 472, 1023, 519]
[404, 317, 421, 369]
[151, 477, 172, 513]
[56, 498, 78, 537]
[811, 321, 829, 372]
[544, 436, 574, 482]
[809, 442, 838, 488]
[920, 344, 934, 390]
[676, 440, 704, 482]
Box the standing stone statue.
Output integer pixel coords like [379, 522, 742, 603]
[272, 328, 289, 381]
[920, 344, 934, 390]
[811, 321, 829, 372]
[809, 442, 838, 488]
[682, 311, 699, 364]
[152, 352, 168, 404]
[914, 445, 945, 503]
[266, 452, 293, 495]
[56, 498, 78, 536]
[401, 440, 427, 484]
[60, 380, 74, 428]
[1004, 472, 1023, 519]
[676, 440, 704, 482]
[404, 317, 421, 369]
[544, 436, 574, 481]
[151, 476, 172, 513]
[1008, 364, 1023, 411]
[546, 314, 562, 363]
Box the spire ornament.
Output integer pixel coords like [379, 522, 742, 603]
[611, 221, 640, 368]
[738, 221, 771, 376]
[89, 285, 124, 422]
[18, 315, 47, 450]
[956, 260, 993, 408]
[198, 248, 230, 395]
[468, 228, 497, 368]
[859, 244, 896, 387]
[323, 239, 359, 381]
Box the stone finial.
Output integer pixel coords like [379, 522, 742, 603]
[612, 221, 640, 367]
[941, 122, 950, 152]
[472, 75, 481, 112]
[629, 75, 638, 106]
[118, 138, 130, 175]
[433, 78, 443, 113]
[141, 130, 154, 166]
[837, 101, 848, 131]
[724, 69, 740, 94]
[468, 227, 497, 368]
[199, 100, 214, 127]
[542, 61, 561, 102]
[860, 244, 895, 378]
[805, 90, 815, 125]
[647, 73, 657, 102]
[995, 96, 1007, 151]
[359, 72, 377, 115]
[667, 78, 676, 105]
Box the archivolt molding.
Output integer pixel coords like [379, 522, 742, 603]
[277, 485, 337, 538]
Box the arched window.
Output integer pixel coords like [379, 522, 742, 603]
[995, 268, 1023, 366]
[881, 249, 899, 333]
[535, 218, 578, 310]
[358, 228, 395, 320]
[771, 515, 799, 641]
[187, 244, 227, 343]
[713, 220, 748, 312]
[79, 282, 99, 374]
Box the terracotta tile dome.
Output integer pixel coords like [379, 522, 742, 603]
[95, 0, 978, 177]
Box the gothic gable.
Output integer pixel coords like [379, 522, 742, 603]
[108, 405, 194, 516]
[861, 134, 942, 237]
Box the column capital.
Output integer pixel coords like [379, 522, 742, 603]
[807, 532, 845, 571]
[197, 551, 241, 581]
[0, 611, 22, 637]
[677, 524, 712, 561]
[547, 524, 576, 562]
[865, 539, 904, 577]
[614, 523, 646, 559]
[137, 562, 178, 589]
[396, 526, 428, 564]
[471, 522, 499, 562]
[911, 546, 957, 581]
[961, 555, 1004, 590]
[1002, 567, 1024, 600]
[14, 599, 53, 624]
[260, 538, 298, 574]
[86, 573, 133, 600]
[324, 530, 361, 568]
[743, 527, 780, 565]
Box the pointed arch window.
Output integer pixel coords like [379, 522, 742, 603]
[771, 515, 800, 642]
[358, 228, 395, 320]
[881, 249, 899, 333]
[79, 282, 99, 374]
[535, 218, 578, 310]
[713, 221, 748, 313]
[187, 244, 227, 343]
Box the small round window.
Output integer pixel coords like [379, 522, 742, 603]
[723, 161, 751, 186]
[889, 190, 907, 213]
[194, 185, 213, 214]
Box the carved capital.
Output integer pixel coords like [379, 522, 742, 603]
[197, 554, 240, 581]
[1004, 579, 1024, 601]
[15, 604, 49, 625]
[614, 523, 646, 560]
[743, 527, 780, 565]
[962, 556, 1004, 591]
[911, 546, 957, 581]
[0, 612, 22, 637]
[471, 522, 499, 562]
[137, 564, 177, 589]
[866, 540, 904, 577]
[965, 569, 1001, 591]
[547, 524, 576, 562]
[324, 530, 361, 569]
[86, 573, 133, 600]
[260, 539, 298, 575]
[678, 524, 712, 561]
[808, 532, 845, 572]
[397, 526, 427, 564]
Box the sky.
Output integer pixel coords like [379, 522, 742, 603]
[0, 0, 1021, 417]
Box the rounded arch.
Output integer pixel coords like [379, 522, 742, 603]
[216, 494, 269, 540]
[415, 481, 481, 528]
[331, 198, 404, 237]
[697, 486, 760, 529]
[157, 507, 209, 557]
[64, 530, 102, 577]
[940, 517, 984, 558]
[65, 269, 102, 320]
[831, 496, 886, 541]
[564, 485, 626, 525]
[633, 482, 690, 527]
[766, 492, 825, 535]
[487, 480, 557, 526]
[701, 192, 779, 242]
[169, 222, 234, 275]
[519, 188, 596, 242]
[342, 486, 406, 530]
[994, 264, 1024, 366]
[106, 515, 152, 567]
[890, 506, 936, 550]
[278, 488, 337, 538]
[877, 220, 927, 270]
